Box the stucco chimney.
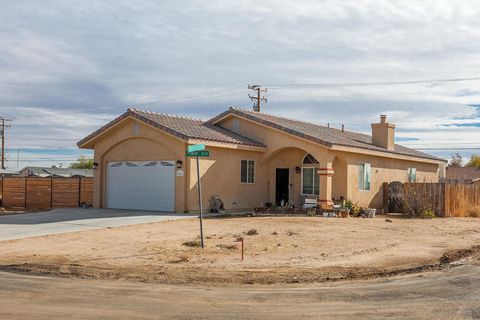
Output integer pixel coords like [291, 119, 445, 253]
[371, 115, 395, 151]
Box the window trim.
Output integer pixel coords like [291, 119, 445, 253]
[301, 166, 320, 196]
[240, 159, 255, 184]
[358, 162, 371, 191]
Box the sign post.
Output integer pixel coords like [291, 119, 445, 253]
[195, 154, 204, 248]
[186, 144, 209, 249]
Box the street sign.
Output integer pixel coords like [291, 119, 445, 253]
[186, 150, 209, 157]
[187, 144, 205, 153]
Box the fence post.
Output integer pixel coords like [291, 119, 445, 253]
[50, 177, 53, 208]
[24, 177, 27, 209]
[78, 177, 82, 207]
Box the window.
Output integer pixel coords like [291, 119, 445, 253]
[303, 153, 319, 165]
[358, 163, 371, 191]
[301, 153, 320, 195]
[407, 168, 417, 182]
[302, 167, 319, 195]
[241, 160, 255, 183]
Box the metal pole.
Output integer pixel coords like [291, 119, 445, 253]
[196, 155, 204, 248]
[1, 118, 4, 170]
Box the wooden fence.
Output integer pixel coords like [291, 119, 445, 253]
[387, 182, 480, 217]
[444, 183, 480, 217]
[0, 177, 93, 209]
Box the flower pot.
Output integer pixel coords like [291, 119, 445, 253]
[340, 209, 350, 218]
[367, 208, 376, 218]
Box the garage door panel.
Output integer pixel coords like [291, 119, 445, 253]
[106, 161, 175, 212]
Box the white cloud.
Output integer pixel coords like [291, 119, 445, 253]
[0, 0, 479, 169]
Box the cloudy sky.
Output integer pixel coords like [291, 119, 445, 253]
[1, 1, 480, 170]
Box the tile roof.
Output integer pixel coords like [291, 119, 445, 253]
[78, 108, 265, 148]
[79, 107, 444, 162]
[207, 107, 444, 161]
[446, 167, 480, 182]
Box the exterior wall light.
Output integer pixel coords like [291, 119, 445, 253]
[176, 160, 183, 169]
[295, 166, 301, 174]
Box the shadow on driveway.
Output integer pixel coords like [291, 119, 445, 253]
[0, 208, 196, 241]
[0, 208, 195, 225]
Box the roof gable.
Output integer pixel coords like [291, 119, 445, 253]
[78, 108, 265, 148]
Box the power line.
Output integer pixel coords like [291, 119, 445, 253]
[267, 76, 480, 89]
[5, 86, 246, 120]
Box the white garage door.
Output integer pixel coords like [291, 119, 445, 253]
[106, 161, 175, 211]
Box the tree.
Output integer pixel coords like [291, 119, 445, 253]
[466, 154, 480, 168]
[447, 153, 463, 167]
[69, 156, 94, 169]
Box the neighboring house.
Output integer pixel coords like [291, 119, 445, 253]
[19, 167, 93, 178]
[445, 166, 480, 184]
[0, 169, 19, 177]
[78, 107, 446, 212]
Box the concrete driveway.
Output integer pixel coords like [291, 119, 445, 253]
[0, 208, 195, 241]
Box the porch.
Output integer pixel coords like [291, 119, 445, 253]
[264, 147, 348, 209]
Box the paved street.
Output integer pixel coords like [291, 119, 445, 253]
[0, 262, 479, 320]
[0, 208, 194, 241]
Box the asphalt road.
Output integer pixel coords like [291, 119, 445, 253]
[0, 262, 479, 320]
[0, 208, 194, 241]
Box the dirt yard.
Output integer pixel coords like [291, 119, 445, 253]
[1, 216, 479, 285]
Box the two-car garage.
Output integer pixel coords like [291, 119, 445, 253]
[106, 161, 175, 212]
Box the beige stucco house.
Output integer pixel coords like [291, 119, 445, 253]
[78, 107, 446, 213]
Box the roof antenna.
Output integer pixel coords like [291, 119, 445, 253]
[248, 85, 267, 112]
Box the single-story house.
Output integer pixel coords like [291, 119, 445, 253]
[0, 169, 19, 177]
[445, 166, 480, 184]
[19, 167, 94, 178]
[78, 107, 446, 212]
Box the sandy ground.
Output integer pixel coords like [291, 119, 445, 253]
[1, 216, 479, 285]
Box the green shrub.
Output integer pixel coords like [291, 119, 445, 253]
[307, 208, 316, 216]
[421, 209, 436, 219]
[345, 200, 361, 217]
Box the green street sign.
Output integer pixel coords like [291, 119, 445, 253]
[187, 144, 205, 153]
[186, 150, 210, 157]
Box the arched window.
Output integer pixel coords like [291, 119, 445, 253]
[303, 153, 319, 165]
[302, 153, 319, 195]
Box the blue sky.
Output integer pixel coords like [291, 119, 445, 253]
[1, 1, 480, 169]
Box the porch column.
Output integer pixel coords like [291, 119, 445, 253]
[317, 166, 334, 209]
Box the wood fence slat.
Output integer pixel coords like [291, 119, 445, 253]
[1, 177, 93, 209]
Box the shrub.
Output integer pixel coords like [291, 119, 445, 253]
[467, 206, 480, 218]
[345, 200, 361, 217]
[421, 209, 436, 219]
[182, 240, 202, 247]
[403, 184, 435, 218]
[306, 209, 316, 216]
[216, 244, 237, 250]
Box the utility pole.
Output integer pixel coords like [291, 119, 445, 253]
[248, 84, 267, 112]
[0, 117, 12, 170]
[16, 148, 20, 171]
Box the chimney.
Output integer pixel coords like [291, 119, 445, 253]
[371, 115, 395, 151]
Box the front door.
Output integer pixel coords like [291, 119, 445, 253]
[275, 168, 289, 205]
